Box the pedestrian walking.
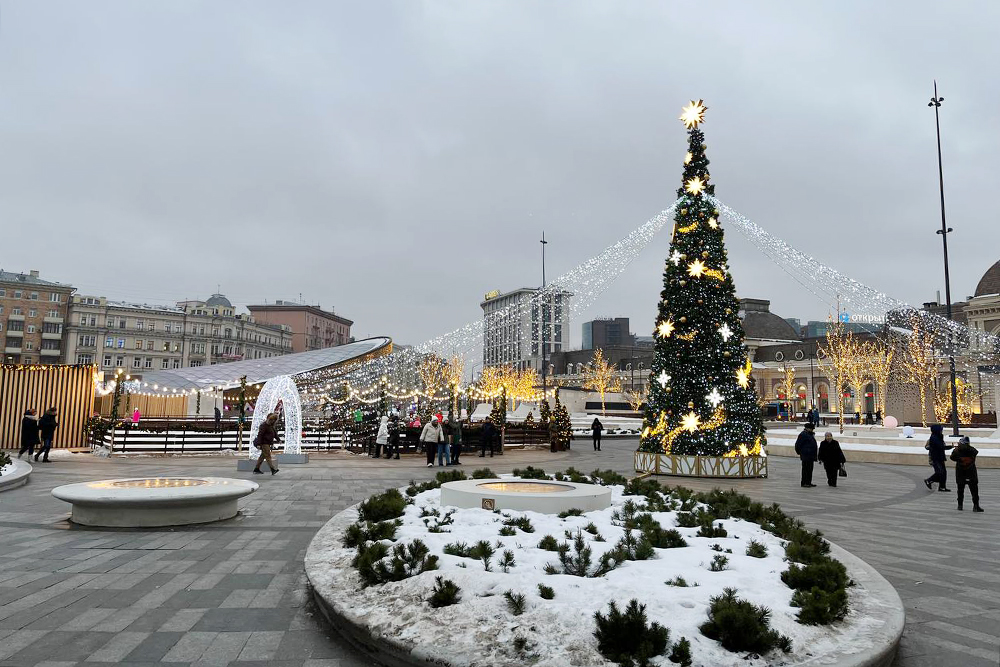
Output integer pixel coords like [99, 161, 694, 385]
[449, 411, 463, 465]
[18, 409, 40, 459]
[386, 412, 401, 459]
[817, 432, 847, 487]
[794, 422, 818, 487]
[132, 407, 141, 425]
[420, 416, 444, 467]
[374, 415, 389, 459]
[214, 406, 222, 432]
[591, 417, 603, 451]
[950, 436, 984, 512]
[252, 413, 280, 475]
[480, 420, 495, 457]
[923, 424, 954, 492]
[35, 407, 59, 463]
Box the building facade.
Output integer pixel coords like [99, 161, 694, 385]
[0, 270, 76, 365]
[582, 317, 634, 350]
[63, 293, 292, 374]
[247, 300, 353, 354]
[480, 287, 572, 371]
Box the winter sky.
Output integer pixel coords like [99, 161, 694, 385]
[2, 2, 999, 348]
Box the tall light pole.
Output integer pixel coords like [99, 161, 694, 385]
[540, 232, 548, 403]
[929, 81, 961, 437]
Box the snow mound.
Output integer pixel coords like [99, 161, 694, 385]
[308, 478, 888, 667]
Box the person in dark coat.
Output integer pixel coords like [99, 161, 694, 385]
[794, 422, 818, 487]
[386, 413, 401, 459]
[950, 436, 983, 512]
[214, 406, 222, 432]
[817, 432, 847, 487]
[591, 417, 603, 451]
[18, 409, 40, 459]
[35, 407, 59, 463]
[252, 413, 280, 475]
[449, 412, 463, 465]
[923, 424, 953, 492]
[480, 420, 495, 457]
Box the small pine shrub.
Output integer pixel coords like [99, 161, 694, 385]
[699, 588, 792, 654]
[435, 469, 467, 484]
[564, 466, 590, 483]
[427, 576, 461, 608]
[471, 467, 497, 479]
[498, 526, 516, 536]
[405, 480, 439, 497]
[668, 637, 692, 666]
[343, 520, 399, 548]
[593, 599, 670, 667]
[352, 539, 438, 587]
[590, 469, 628, 486]
[665, 576, 689, 587]
[633, 514, 686, 549]
[558, 530, 593, 576]
[781, 558, 848, 594]
[558, 508, 584, 518]
[543, 562, 560, 575]
[710, 543, 724, 552]
[423, 509, 455, 533]
[511, 466, 549, 480]
[675, 512, 699, 528]
[696, 521, 728, 538]
[470, 540, 495, 571]
[537, 534, 560, 551]
[499, 550, 516, 573]
[502, 515, 535, 533]
[790, 586, 850, 625]
[614, 531, 656, 561]
[513, 636, 529, 652]
[504, 590, 526, 615]
[709, 554, 729, 572]
[443, 541, 471, 558]
[537, 583, 555, 599]
[745, 539, 768, 558]
[584, 522, 600, 535]
[357, 488, 407, 522]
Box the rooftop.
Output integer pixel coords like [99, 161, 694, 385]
[974, 259, 1000, 298]
[247, 302, 353, 326]
[0, 270, 74, 289]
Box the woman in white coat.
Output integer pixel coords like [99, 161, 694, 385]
[419, 416, 444, 467]
[374, 415, 389, 459]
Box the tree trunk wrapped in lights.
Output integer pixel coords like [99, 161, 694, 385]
[900, 315, 938, 427]
[638, 101, 766, 458]
[582, 348, 622, 416]
[818, 321, 860, 434]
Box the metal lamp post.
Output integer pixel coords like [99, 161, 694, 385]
[540, 232, 548, 402]
[928, 81, 961, 437]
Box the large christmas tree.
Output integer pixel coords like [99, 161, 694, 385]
[639, 101, 766, 458]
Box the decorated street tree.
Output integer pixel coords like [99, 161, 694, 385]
[554, 389, 573, 449]
[582, 348, 622, 416]
[639, 101, 766, 458]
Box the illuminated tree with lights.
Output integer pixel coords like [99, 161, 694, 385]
[777, 364, 797, 420]
[624, 383, 648, 412]
[861, 341, 894, 417]
[639, 101, 766, 458]
[900, 315, 938, 427]
[818, 321, 859, 434]
[582, 348, 622, 416]
[934, 377, 977, 424]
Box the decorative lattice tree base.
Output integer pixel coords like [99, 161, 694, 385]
[634, 451, 767, 479]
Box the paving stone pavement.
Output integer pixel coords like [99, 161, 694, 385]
[0, 442, 996, 666]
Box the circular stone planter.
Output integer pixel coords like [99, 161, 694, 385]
[306, 495, 903, 667]
[0, 459, 32, 492]
[51, 477, 258, 527]
[440, 478, 611, 513]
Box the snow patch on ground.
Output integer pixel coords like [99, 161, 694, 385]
[310, 480, 886, 667]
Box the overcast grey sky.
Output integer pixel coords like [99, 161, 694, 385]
[2, 1, 998, 347]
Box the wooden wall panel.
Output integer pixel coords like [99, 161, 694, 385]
[94, 394, 187, 419]
[0, 365, 96, 449]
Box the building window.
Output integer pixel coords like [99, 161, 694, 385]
[119, 319, 126, 329]
[164, 322, 172, 333]
[162, 341, 170, 352]
[11, 307, 21, 315]
[25, 341, 34, 350]
[174, 342, 182, 352]
[190, 360, 203, 367]
[13, 290, 22, 298]
[172, 359, 180, 369]
[144, 357, 153, 369]
[26, 325, 36, 334]
[161, 358, 170, 369]
[29, 292, 38, 300]
[88, 315, 97, 326]
[43, 322, 62, 335]
[103, 355, 112, 367]
[76, 353, 93, 364]
[78, 334, 96, 347]
[115, 355, 124, 367]
[41, 339, 60, 350]
[146, 340, 154, 350]
[28, 309, 37, 318]
[135, 339, 143, 349]
[50, 293, 61, 303]
[105, 336, 114, 348]
[132, 357, 142, 368]
[47, 310, 59, 318]
[117, 338, 126, 348]
[136, 319, 145, 330]
[0, 289, 4, 296]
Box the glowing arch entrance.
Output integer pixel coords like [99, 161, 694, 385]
[248, 375, 302, 459]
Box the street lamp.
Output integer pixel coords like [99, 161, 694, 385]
[540, 232, 548, 402]
[928, 81, 961, 437]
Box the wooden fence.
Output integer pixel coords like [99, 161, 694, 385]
[0, 365, 95, 449]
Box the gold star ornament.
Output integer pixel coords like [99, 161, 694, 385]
[681, 411, 701, 432]
[687, 259, 706, 277]
[657, 319, 675, 338]
[684, 151, 693, 165]
[679, 99, 708, 129]
[684, 176, 707, 195]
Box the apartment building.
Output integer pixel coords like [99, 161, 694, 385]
[0, 270, 76, 364]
